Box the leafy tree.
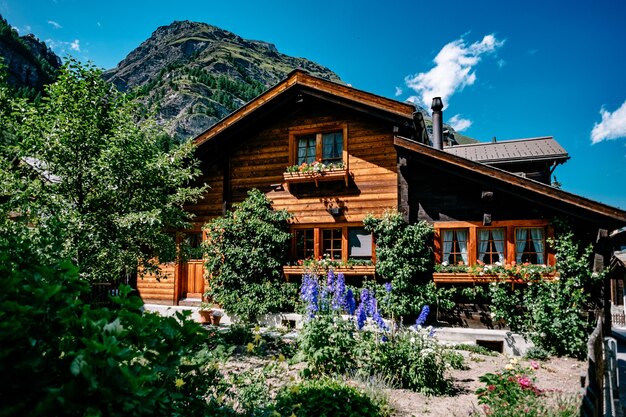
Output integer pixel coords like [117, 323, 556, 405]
[364, 211, 454, 319]
[203, 189, 297, 322]
[4, 59, 206, 282]
[490, 224, 602, 358]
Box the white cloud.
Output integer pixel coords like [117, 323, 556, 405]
[591, 100, 626, 144]
[394, 86, 403, 97]
[404, 34, 504, 109]
[48, 20, 62, 29]
[97, 21, 101, 27]
[448, 114, 473, 131]
[70, 39, 80, 51]
[497, 59, 506, 68]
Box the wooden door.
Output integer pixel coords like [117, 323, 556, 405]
[180, 260, 204, 299]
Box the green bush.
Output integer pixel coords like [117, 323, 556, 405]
[364, 211, 454, 318]
[354, 330, 461, 395]
[490, 226, 602, 358]
[298, 314, 356, 377]
[274, 378, 389, 417]
[0, 233, 234, 417]
[204, 189, 297, 322]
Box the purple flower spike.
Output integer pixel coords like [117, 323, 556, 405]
[300, 274, 319, 319]
[372, 311, 388, 331]
[345, 289, 356, 315]
[415, 305, 430, 326]
[384, 282, 392, 292]
[332, 273, 346, 311]
[356, 304, 367, 330]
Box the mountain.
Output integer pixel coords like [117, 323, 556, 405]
[103, 20, 342, 140]
[0, 14, 61, 97]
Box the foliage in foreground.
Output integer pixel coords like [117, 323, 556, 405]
[475, 359, 579, 416]
[0, 231, 234, 417]
[1, 59, 205, 282]
[364, 211, 454, 318]
[274, 378, 389, 417]
[489, 225, 602, 358]
[203, 189, 298, 322]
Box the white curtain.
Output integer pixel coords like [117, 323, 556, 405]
[530, 228, 545, 264]
[456, 229, 468, 264]
[442, 230, 453, 262]
[515, 228, 527, 263]
[478, 229, 490, 262]
[492, 228, 505, 262]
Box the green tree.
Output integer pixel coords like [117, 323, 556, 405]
[5, 59, 206, 282]
[364, 211, 453, 319]
[490, 224, 602, 358]
[203, 189, 297, 322]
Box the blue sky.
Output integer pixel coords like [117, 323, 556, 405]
[3, 0, 626, 210]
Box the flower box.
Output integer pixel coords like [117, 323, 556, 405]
[283, 169, 349, 187]
[432, 272, 558, 285]
[283, 264, 375, 279]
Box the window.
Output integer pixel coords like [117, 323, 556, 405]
[478, 228, 505, 264]
[322, 228, 342, 260]
[322, 132, 343, 164]
[183, 232, 203, 260]
[515, 227, 545, 264]
[348, 227, 372, 260]
[295, 229, 314, 260]
[296, 135, 316, 165]
[291, 127, 345, 167]
[442, 229, 468, 264]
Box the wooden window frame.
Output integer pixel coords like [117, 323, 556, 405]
[441, 228, 469, 265]
[288, 123, 349, 170]
[290, 223, 375, 263]
[434, 220, 554, 266]
[477, 227, 507, 264]
[514, 227, 546, 265]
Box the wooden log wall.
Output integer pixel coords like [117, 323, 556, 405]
[136, 262, 177, 305]
[144, 100, 401, 304]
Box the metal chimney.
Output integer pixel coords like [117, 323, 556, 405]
[431, 97, 444, 150]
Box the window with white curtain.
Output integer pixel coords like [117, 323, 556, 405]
[478, 228, 505, 264]
[442, 229, 468, 264]
[515, 227, 545, 264]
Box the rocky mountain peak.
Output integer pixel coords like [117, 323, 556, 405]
[104, 20, 341, 140]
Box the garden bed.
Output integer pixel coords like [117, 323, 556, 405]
[215, 328, 582, 417]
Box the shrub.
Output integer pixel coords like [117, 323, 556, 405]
[475, 359, 578, 416]
[274, 378, 389, 417]
[0, 233, 235, 417]
[354, 328, 461, 395]
[203, 189, 297, 322]
[490, 226, 602, 358]
[364, 211, 454, 318]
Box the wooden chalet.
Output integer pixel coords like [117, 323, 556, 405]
[136, 69, 626, 306]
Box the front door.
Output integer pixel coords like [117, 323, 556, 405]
[179, 232, 205, 301]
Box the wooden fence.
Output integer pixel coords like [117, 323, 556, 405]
[580, 314, 605, 417]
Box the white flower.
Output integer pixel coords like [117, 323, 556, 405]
[410, 337, 416, 344]
[490, 312, 496, 318]
[442, 261, 449, 267]
[495, 261, 502, 267]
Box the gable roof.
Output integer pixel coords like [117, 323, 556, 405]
[394, 136, 626, 226]
[194, 69, 416, 148]
[444, 136, 569, 165]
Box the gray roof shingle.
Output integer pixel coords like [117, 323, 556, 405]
[443, 136, 569, 164]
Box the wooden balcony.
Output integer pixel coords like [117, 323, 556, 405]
[283, 169, 349, 187]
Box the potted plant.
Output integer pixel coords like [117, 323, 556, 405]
[198, 302, 213, 324]
[210, 309, 223, 326]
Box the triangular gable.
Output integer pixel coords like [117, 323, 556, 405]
[395, 136, 626, 226]
[194, 69, 416, 148]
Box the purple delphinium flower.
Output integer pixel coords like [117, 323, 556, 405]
[360, 288, 378, 316]
[381, 335, 389, 343]
[372, 311, 388, 331]
[429, 327, 436, 338]
[415, 305, 430, 326]
[300, 274, 319, 318]
[384, 282, 392, 292]
[332, 273, 346, 311]
[356, 304, 367, 330]
[345, 289, 356, 315]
